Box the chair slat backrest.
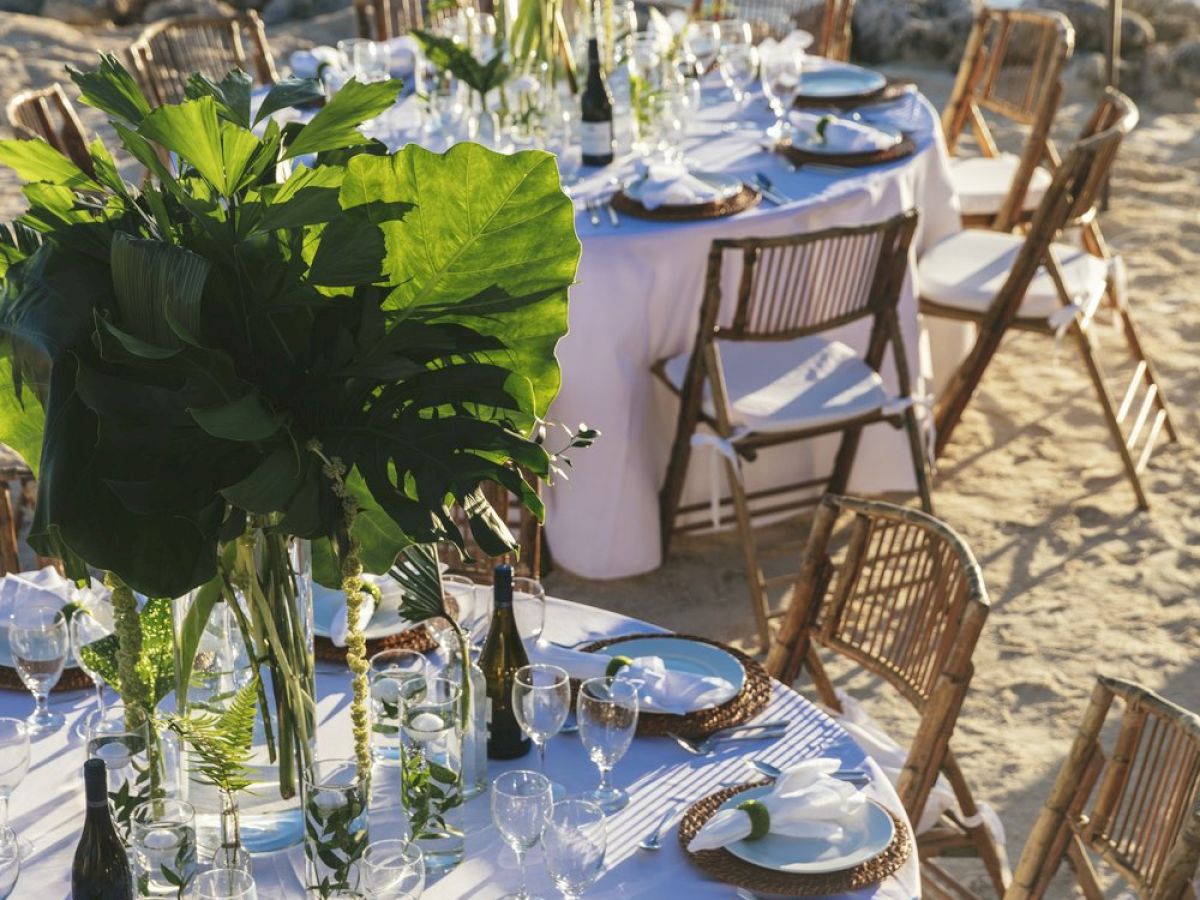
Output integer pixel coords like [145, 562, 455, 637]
[689, 0, 854, 57]
[131, 12, 278, 106]
[354, 0, 426, 39]
[5, 85, 94, 177]
[707, 210, 915, 342]
[1010, 677, 1200, 900]
[437, 474, 542, 581]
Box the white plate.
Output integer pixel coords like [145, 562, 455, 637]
[790, 122, 903, 155]
[623, 171, 743, 206]
[721, 787, 895, 874]
[312, 573, 415, 641]
[795, 64, 887, 99]
[592, 636, 744, 710]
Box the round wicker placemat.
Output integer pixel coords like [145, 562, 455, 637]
[0, 664, 93, 693]
[777, 133, 916, 169]
[578, 633, 772, 739]
[678, 782, 912, 896]
[315, 626, 438, 664]
[792, 80, 915, 110]
[610, 185, 761, 221]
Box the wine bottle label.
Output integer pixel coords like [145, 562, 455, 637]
[580, 121, 614, 157]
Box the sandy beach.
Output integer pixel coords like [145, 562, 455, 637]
[1, 9, 1198, 893]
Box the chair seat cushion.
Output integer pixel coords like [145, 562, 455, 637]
[663, 335, 895, 433]
[918, 229, 1109, 319]
[950, 153, 1053, 216]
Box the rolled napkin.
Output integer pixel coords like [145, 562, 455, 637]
[289, 46, 344, 80]
[528, 641, 735, 715]
[688, 758, 869, 852]
[330, 573, 398, 647]
[636, 162, 725, 211]
[789, 111, 896, 153]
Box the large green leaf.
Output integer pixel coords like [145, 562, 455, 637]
[0, 342, 44, 477]
[110, 232, 210, 350]
[69, 54, 152, 126]
[138, 98, 261, 196]
[254, 77, 325, 126]
[282, 78, 402, 160]
[0, 139, 99, 191]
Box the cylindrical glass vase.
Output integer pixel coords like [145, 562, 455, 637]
[173, 531, 316, 856]
[401, 677, 464, 874]
[303, 759, 368, 898]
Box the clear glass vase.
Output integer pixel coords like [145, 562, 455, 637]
[401, 677, 464, 874]
[87, 704, 179, 843]
[303, 759, 368, 898]
[173, 531, 316, 856]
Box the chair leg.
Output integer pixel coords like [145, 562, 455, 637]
[827, 424, 863, 497]
[943, 751, 1011, 897]
[1070, 325, 1150, 510]
[903, 407, 935, 512]
[723, 454, 771, 647]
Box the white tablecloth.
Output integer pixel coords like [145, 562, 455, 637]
[9, 596, 919, 899]
[539, 93, 967, 579]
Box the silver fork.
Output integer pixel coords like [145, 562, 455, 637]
[668, 723, 788, 756]
[753, 171, 792, 204]
[586, 198, 602, 227]
[638, 806, 676, 851]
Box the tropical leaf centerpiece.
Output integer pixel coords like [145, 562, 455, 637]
[0, 54, 586, 815]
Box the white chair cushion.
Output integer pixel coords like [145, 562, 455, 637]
[950, 153, 1053, 216]
[918, 229, 1109, 319]
[663, 335, 895, 433]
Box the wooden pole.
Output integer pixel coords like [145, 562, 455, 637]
[1102, 0, 1121, 210]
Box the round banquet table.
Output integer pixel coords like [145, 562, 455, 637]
[6, 595, 919, 899]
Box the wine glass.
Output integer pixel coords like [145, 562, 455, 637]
[512, 577, 546, 642]
[491, 770, 554, 900]
[8, 603, 68, 735]
[576, 677, 639, 813]
[368, 649, 429, 763]
[724, 43, 761, 111]
[191, 868, 257, 900]
[685, 21, 721, 77]
[762, 51, 801, 139]
[0, 720, 29, 858]
[0, 831, 18, 899]
[513, 664, 570, 795]
[70, 610, 111, 739]
[542, 800, 606, 900]
[361, 838, 425, 898]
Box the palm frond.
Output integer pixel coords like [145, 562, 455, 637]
[388, 543, 448, 625]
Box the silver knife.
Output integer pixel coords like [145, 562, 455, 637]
[605, 201, 620, 227]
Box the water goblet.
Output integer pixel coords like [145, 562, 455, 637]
[724, 43, 761, 111]
[512, 577, 546, 642]
[0, 720, 29, 858]
[576, 677, 639, 813]
[360, 838, 425, 898]
[131, 798, 196, 897]
[685, 21, 721, 76]
[70, 609, 111, 739]
[9, 603, 68, 735]
[513, 664, 570, 795]
[491, 770, 554, 900]
[542, 800, 606, 899]
[191, 868, 257, 900]
[0, 831, 18, 899]
[369, 649, 429, 763]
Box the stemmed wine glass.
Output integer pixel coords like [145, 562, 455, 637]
[761, 51, 801, 140]
[512, 664, 570, 795]
[715, 19, 752, 99]
[0, 719, 30, 861]
[8, 603, 68, 735]
[360, 838, 425, 898]
[70, 609, 111, 739]
[491, 770, 554, 900]
[542, 800, 606, 900]
[724, 43, 761, 111]
[0, 832, 17, 899]
[512, 577, 546, 643]
[576, 677, 639, 813]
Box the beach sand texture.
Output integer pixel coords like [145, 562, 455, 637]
[1, 10, 1198, 894]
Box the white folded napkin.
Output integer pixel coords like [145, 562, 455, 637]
[789, 111, 895, 152]
[527, 641, 735, 715]
[856, 86, 921, 130]
[330, 572, 403, 647]
[290, 46, 344, 80]
[637, 162, 724, 211]
[0, 565, 109, 620]
[383, 36, 419, 78]
[688, 758, 868, 852]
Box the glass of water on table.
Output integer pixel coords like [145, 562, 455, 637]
[8, 602, 68, 735]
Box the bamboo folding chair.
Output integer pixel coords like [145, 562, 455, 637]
[437, 476, 543, 582]
[765, 494, 1006, 895]
[654, 210, 932, 646]
[942, 8, 1074, 231]
[130, 12, 278, 106]
[354, 0, 494, 39]
[689, 0, 854, 58]
[5, 84, 95, 177]
[921, 89, 1177, 510]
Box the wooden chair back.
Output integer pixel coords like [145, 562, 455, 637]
[130, 12, 278, 106]
[766, 494, 989, 825]
[689, 0, 855, 58]
[5, 85, 94, 177]
[354, 0, 425, 39]
[1009, 676, 1200, 900]
[437, 475, 542, 582]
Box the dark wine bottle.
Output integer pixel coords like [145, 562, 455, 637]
[72, 758, 133, 900]
[480, 563, 532, 759]
[580, 36, 615, 167]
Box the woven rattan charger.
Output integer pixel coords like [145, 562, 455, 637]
[792, 80, 915, 111]
[577, 633, 772, 739]
[0, 663, 92, 693]
[610, 185, 761, 222]
[679, 781, 912, 896]
[776, 133, 916, 169]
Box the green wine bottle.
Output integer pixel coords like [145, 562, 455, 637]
[72, 758, 133, 900]
[480, 564, 532, 759]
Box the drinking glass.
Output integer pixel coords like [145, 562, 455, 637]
[71, 609, 111, 738]
[191, 868, 257, 900]
[0, 832, 18, 899]
[360, 838, 425, 898]
[513, 664, 570, 793]
[401, 678, 464, 873]
[762, 51, 801, 139]
[338, 38, 389, 83]
[724, 43, 761, 110]
[575, 677, 638, 813]
[131, 798, 196, 897]
[369, 648, 429, 764]
[87, 704, 154, 841]
[542, 800, 606, 899]
[0, 720, 28, 851]
[303, 759, 368, 895]
[685, 21, 721, 76]
[441, 574, 489, 643]
[512, 577, 546, 642]
[491, 770, 554, 900]
[9, 603, 68, 736]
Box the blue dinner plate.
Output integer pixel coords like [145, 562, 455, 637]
[795, 64, 888, 100]
[592, 636, 744, 710]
